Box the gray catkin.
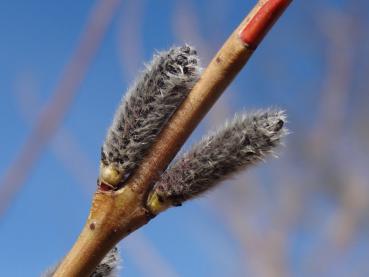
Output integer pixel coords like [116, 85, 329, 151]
[152, 109, 287, 206]
[101, 45, 201, 177]
[91, 247, 120, 277]
[42, 247, 120, 277]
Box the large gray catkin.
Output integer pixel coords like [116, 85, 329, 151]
[101, 45, 201, 177]
[152, 109, 287, 206]
[42, 247, 120, 277]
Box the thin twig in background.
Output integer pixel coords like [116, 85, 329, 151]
[301, 9, 365, 275]
[0, 0, 121, 217]
[309, 10, 355, 160]
[282, 4, 369, 275]
[172, 1, 212, 63]
[117, 0, 145, 81]
[14, 75, 99, 193]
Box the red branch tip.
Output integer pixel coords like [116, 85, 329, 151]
[239, 0, 292, 49]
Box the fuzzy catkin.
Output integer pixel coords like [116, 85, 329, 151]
[42, 247, 120, 277]
[101, 45, 201, 177]
[91, 247, 120, 277]
[152, 109, 287, 206]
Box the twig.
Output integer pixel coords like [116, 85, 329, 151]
[53, 1, 292, 276]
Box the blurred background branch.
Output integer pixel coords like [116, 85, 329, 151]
[0, 0, 120, 217]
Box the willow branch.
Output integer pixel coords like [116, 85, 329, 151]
[53, 1, 292, 276]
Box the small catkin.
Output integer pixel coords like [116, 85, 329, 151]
[101, 45, 201, 178]
[152, 109, 287, 206]
[91, 247, 120, 277]
[42, 247, 120, 277]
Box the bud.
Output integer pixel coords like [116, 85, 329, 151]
[148, 109, 287, 213]
[101, 45, 201, 188]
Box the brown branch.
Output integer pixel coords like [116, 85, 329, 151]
[53, 1, 292, 276]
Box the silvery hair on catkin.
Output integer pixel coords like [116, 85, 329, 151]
[152, 109, 287, 206]
[101, 45, 201, 177]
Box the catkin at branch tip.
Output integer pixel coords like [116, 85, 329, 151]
[42, 246, 121, 277]
[152, 109, 287, 206]
[101, 45, 201, 177]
